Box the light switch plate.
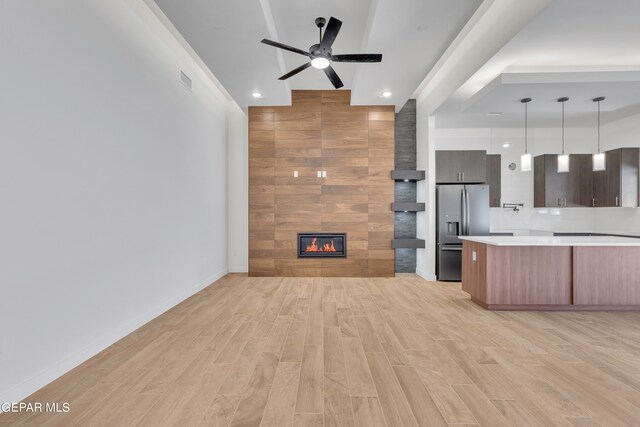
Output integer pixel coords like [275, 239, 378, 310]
[472, 251, 477, 261]
[317, 171, 322, 178]
[322, 170, 327, 178]
[293, 170, 298, 178]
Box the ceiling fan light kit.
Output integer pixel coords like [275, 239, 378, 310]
[261, 16, 383, 89]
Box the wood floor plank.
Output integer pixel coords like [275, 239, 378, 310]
[296, 345, 324, 414]
[392, 365, 447, 426]
[324, 327, 346, 373]
[202, 394, 242, 427]
[342, 337, 377, 397]
[351, 396, 387, 427]
[261, 362, 301, 427]
[294, 413, 324, 427]
[281, 320, 307, 363]
[231, 352, 279, 426]
[451, 384, 510, 427]
[324, 373, 355, 427]
[365, 352, 418, 427]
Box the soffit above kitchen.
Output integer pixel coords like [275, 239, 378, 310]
[433, 0, 640, 128]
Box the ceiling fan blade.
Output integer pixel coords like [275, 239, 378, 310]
[320, 17, 342, 49]
[279, 62, 312, 80]
[331, 54, 382, 63]
[261, 39, 310, 57]
[323, 65, 344, 89]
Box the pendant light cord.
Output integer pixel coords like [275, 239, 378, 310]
[561, 101, 565, 155]
[597, 100, 601, 153]
[524, 101, 528, 154]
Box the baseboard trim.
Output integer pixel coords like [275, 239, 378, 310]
[228, 265, 248, 273]
[0, 268, 228, 407]
[416, 269, 437, 282]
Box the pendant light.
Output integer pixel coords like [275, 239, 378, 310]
[592, 96, 606, 171]
[557, 97, 570, 173]
[520, 98, 532, 172]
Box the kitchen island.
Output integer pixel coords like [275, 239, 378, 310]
[459, 235, 640, 310]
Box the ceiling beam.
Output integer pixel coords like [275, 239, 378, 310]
[258, 0, 292, 98]
[413, 0, 552, 115]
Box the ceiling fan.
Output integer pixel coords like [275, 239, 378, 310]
[261, 17, 382, 89]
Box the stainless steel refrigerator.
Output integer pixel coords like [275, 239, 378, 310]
[436, 184, 490, 281]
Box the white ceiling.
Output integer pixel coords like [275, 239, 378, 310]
[153, 0, 481, 110]
[434, 0, 640, 128]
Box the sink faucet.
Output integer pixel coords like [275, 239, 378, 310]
[503, 203, 524, 212]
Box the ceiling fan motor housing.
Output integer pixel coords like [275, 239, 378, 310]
[309, 43, 331, 58]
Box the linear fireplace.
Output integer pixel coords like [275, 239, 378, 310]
[298, 233, 347, 258]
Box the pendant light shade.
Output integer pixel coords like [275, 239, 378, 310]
[557, 97, 570, 173]
[520, 98, 532, 172]
[521, 153, 532, 172]
[593, 96, 606, 171]
[557, 154, 570, 173]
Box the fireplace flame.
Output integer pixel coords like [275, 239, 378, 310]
[305, 237, 337, 253]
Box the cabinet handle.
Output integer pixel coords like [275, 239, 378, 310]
[616, 196, 620, 207]
[592, 198, 596, 207]
[462, 172, 465, 181]
[457, 172, 461, 181]
[564, 198, 567, 207]
[558, 198, 561, 207]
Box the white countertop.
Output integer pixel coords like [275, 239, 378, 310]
[459, 235, 640, 246]
[490, 228, 640, 237]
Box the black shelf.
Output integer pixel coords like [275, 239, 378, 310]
[392, 238, 425, 249]
[391, 202, 425, 212]
[391, 170, 425, 182]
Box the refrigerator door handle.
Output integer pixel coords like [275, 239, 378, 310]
[461, 188, 470, 236]
[460, 188, 466, 235]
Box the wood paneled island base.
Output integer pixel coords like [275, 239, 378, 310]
[460, 236, 640, 311]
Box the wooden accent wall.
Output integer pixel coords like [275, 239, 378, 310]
[249, 90, 394, 277]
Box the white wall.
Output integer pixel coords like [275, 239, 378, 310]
[227, 105, 249, 272]
[0, 0, 234, 403]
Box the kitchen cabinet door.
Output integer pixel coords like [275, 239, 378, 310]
[486, 154, 501, 207]
[605, 148, 622, 207]
[607, 148, 639, 207]
[435, 151, 464, 183]
[461, 150, 487, 183]
[569, 154, 593, 207]
[592, 168, 607, 207]
[534, 154, 570, 207]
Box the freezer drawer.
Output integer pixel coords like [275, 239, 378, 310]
[437, 245, 462, 282]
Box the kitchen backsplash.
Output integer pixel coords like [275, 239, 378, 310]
[491, 207, 640, 233]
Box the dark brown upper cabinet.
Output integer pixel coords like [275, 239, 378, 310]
[534, 148, 639, 208]
[436, 150, 487, 184]
[534, 154, 592, 207]
[604, 148, 639, 207]
[486, 154, 501, 207]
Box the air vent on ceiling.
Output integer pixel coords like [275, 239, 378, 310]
[180, 70, 192, 91]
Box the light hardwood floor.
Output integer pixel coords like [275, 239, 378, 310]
[3, 274, 640, 426]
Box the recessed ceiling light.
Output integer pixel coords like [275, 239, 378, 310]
[487, 112, 503, 116]
[502, 143, 510, 148]
[380, 91, 392, 98]
[251, 91, 263, 99]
